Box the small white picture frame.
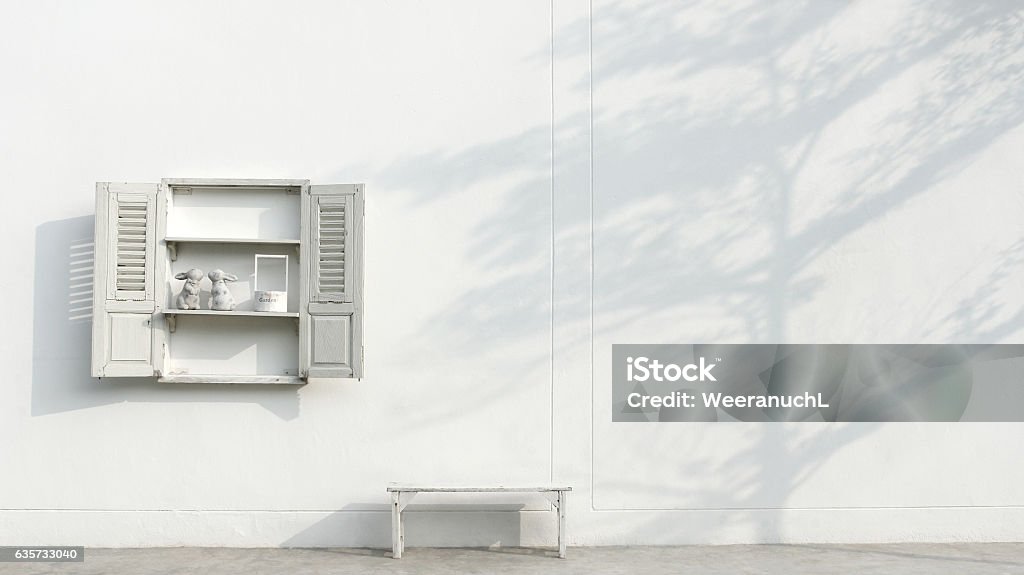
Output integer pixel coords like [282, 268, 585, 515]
[253, 254, 288, 312]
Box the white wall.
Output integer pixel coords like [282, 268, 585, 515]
[2, 0, 1023, 547]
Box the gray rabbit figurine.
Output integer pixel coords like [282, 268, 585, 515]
[207, 269, 238, 311]
[174, 268, 204, 310]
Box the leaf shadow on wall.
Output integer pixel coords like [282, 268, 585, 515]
[248, 0, 1024, 551]
[577, 0, 1024, 544]
[579, 0, 1024, 345]
[331, 0, 1024, 546]
[30, 216, 301, 420]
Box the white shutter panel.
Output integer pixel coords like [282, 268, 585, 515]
[91, 182, 161, 378]
[300, 184, 363, 379]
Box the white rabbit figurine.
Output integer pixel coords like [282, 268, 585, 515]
[174, 268, 204, 310]
[207, 269, 238, 311]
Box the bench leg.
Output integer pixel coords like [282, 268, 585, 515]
[400, 502, 406, 556]
[557, 490, 567, 559]
[391, 492, 402, 559]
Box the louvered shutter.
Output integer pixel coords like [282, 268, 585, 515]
[300, 184, 364, 379]
[110, 193, 154, 300]
[313, 195, 352, 302]
[91, 182, 161, 377]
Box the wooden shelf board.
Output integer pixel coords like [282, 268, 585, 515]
[158, 374, 305, 385]
[163, 309, 299, 318]
[165, 237, 300, 245]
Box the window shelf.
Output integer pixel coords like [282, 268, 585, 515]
[158, 374, 305, 385]
[165, 237, 300, 245]
[163, 309, 298, 318]
[162, 309, 299, 333]
[165, 237, 300, 261]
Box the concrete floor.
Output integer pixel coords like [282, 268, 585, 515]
[3, 544, 1023, 574]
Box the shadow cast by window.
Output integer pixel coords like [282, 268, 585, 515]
[31, 215, 301, 420]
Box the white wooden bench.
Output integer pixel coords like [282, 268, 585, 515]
[387, 486, 572, 559]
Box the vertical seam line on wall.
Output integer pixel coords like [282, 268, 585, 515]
[550, 0, 556, 487]
[589, 0, 596, 512]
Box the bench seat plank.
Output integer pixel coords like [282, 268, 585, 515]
[387, 486, 571, 492]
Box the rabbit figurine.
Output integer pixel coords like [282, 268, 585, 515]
[207, 269, 238, 311]
[174, 268, 204, 310]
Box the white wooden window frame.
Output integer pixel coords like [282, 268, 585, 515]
[91, 178, 364, 383]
